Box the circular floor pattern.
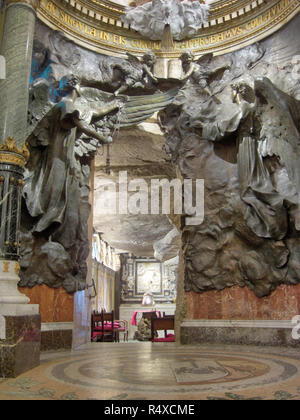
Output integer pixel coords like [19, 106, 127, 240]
[46, 344, 300, 396]
[1, 343, 300, 400]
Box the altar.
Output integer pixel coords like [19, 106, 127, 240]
[119, 303, 176, 340]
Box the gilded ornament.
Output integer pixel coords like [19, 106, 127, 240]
[14, 262, 20, 275]
[0, 137, 30, 167]
[3, 261, 9, 273]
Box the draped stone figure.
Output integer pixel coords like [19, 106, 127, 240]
[237, 77, 300, 241]
[24, 75, 122, 237]
[159, 46, 300, 297]
[21, 75, 125, 291]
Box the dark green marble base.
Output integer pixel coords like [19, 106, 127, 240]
[41, 329, 73, 351]
[181, 325, 300, 348]
[0, 314, 41, 378]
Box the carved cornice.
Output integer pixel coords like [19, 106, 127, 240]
[37, 0, 300, 57]
[0, 137, 30, 167]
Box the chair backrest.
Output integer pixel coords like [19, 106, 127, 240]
[91, 311, 102, 339]
[102, 310, 114, 325]
[91, 312, 102, 327]
[151, 316, 174, 340]
[91, 310, 114, 332]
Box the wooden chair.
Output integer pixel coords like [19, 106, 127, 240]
[91, 310, 117, 342]
[151, 315, 175, 342]
[114, 319, 128, 342]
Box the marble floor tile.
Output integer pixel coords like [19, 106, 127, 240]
[0, 342, 300, 400]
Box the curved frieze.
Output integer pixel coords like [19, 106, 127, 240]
[36, 0, 300, 57]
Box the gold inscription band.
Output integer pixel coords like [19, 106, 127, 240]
[36, 0, 300, 57]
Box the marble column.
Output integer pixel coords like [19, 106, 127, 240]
[0, 0, 40, 377]
[0, 0, 37, 147]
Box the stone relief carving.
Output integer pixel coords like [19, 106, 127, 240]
[121, 0, 210, 41]
[158, 44, 300, 297]
[21, 76, 124, 291]
[20, 25, 177, 292]
[20, 21, 300, 298]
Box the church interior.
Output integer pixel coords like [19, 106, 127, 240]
[0, 0, 300, 401]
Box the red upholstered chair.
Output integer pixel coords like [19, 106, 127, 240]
[91, 310, 117, 342]
[151, 315, 175, 342]
[91, 312, 101, 342]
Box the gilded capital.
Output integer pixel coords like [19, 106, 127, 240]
[0, 137, 30, 167]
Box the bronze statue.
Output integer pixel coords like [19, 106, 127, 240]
[180, 51, 214, 95]
[112, 52, 158, 96]
[24, 74, 124, 253]
[22, 63, 178, 291]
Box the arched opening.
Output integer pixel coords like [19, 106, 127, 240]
[90, 122, 180, 342]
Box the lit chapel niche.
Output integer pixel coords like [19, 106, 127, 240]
[120, 255, 177, 305]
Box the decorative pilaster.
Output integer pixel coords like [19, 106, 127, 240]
[0, 0, 38, 147]
[0, 1, 40, 377]
[0, 137, 29, 260]
[0, 0, 39, 315]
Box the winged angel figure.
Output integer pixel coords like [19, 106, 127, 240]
[180, 45, 265, 95]
[112, 52, 158, 97]
[236, 77, 300, 240]
[24, 75, 178, 245]
[121, 0, 210, 41]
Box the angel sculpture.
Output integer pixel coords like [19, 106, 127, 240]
[180, 51, 230, 96]
[24, 74, 124, 239]
[112, 52, 158, 96]
[180, 51, 215, 96]
[21, 74, 178, 291]
[25, 74, 177, 240]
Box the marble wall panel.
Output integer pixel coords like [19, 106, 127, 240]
[40, 330, 73, 351]
[186, 284, 300, 320]
[0, 314, 41, 377]
[18, 285, 74, 323]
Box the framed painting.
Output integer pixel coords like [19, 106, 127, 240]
[135, 260, 163, 296]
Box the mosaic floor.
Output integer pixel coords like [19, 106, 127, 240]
[0, 342, 300, 400]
